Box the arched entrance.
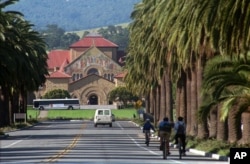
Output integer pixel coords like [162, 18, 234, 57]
[88, 94, 98, 105]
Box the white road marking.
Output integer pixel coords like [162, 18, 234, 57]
[4, 135, 33, 148]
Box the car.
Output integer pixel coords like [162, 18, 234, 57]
[94, 109, 113, 127]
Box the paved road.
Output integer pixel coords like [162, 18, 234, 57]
[0, 120, 229, 164]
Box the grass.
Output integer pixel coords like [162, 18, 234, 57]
[27, 108, 137, 120]
[186, 137, 232, 156]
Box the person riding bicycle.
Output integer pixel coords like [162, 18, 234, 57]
[142, 118, 155, 145]
[158, 117, 173, 154]
[174, 116, 186, 156]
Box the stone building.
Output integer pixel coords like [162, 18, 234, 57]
[35, 34, 125, 105]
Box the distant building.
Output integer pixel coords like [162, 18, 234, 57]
[33, 34, 126, 105]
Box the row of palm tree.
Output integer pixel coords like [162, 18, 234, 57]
[125, 0, 250, 144]
[0, 0, 48, 127]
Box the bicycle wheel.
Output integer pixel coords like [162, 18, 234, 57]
[162, 140, 167, 159]
[146, 132, 150, 146]
[178, 137, 182, 159]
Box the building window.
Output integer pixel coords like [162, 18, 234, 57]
[87, 68, 99, 75]
[111, 74, 114, 81]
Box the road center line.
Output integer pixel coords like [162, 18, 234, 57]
[43, 123, 86, 163]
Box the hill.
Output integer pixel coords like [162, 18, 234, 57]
[5, 0, 141, 31]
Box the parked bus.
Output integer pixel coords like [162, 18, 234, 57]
[33, 98, 80, 110]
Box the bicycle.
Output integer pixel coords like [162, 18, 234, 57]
[161, 137, 168, 159]
[144, 130, 150, 146]
[178, 137, 182, 159]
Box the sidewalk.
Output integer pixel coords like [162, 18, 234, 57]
[38, 110, 48, 119]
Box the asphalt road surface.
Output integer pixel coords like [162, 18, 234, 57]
[0, 120, 229, 164]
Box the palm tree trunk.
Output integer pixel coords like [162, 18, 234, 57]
[149, 88, 154, 114]
[238, 109, 250, 144]
[186, 68, 192, 135]
[208, 105, 218, 138]
[0, 86, 11, 126]
[0, 88, 6, 127]
[160, 73, 166, 120]
[227, 104, 241, 143]
[180, 70, 186, 119]
[197, 56, 208, 139]
[151, 87, 157, 126]
[175, 82, 180, 118]
[145, 93, 150, 113]
[166, 73, 173, 122]
[217, 103, 228, 141]
[156, 85, 160, 122]
[190, 64, 198, 136]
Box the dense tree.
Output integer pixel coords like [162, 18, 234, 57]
[97, 25, 129, 51]
[43, 89, 71, 99]
[0, 0, 48, 127]
[40, 24, 80, 50]
[108, 86, 138, 107]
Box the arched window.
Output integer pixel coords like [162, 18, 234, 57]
[87, 68, 99, 75]
[72, 74, 76, 81]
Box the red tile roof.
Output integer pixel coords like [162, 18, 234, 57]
[114, 72, 127, 78]
[47, 71, 71, 78]
[47, 50, 70, 69]
[69, 34, 118, 48]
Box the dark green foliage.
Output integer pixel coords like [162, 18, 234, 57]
[43, 89, 71, 99]
[108, 86, 138, 107]
[98, 25, 129, 51]
[40, 24, 80, 50]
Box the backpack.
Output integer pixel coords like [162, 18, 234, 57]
[177, 123, 185, 134]
[143, 122, 152, 130]
[161, 122, 172, 132]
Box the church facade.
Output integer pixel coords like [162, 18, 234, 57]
[35, 34, 125, 105]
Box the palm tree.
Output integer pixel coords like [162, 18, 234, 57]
[127, 0, 250, 142]
[0, 0, 48, 126]
[0, 0, 23, 126]
[201, 55, 250, 143]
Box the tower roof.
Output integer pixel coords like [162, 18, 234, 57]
[69, 34, 118, 48]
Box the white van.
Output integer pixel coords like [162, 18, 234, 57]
[94, 109, 113, 127]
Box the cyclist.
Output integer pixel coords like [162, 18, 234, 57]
[174, 116, 186, 156]
[158, 117, 173, 154]
[142, 118, 155, 145]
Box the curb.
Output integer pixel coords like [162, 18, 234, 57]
[0, 134, 9, 139]
[0, 122, 41, 139]
[188, 148, 229, 161]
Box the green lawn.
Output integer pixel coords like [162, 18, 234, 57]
[27, 108, 137, 120]
[27, 107, 40, 119]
